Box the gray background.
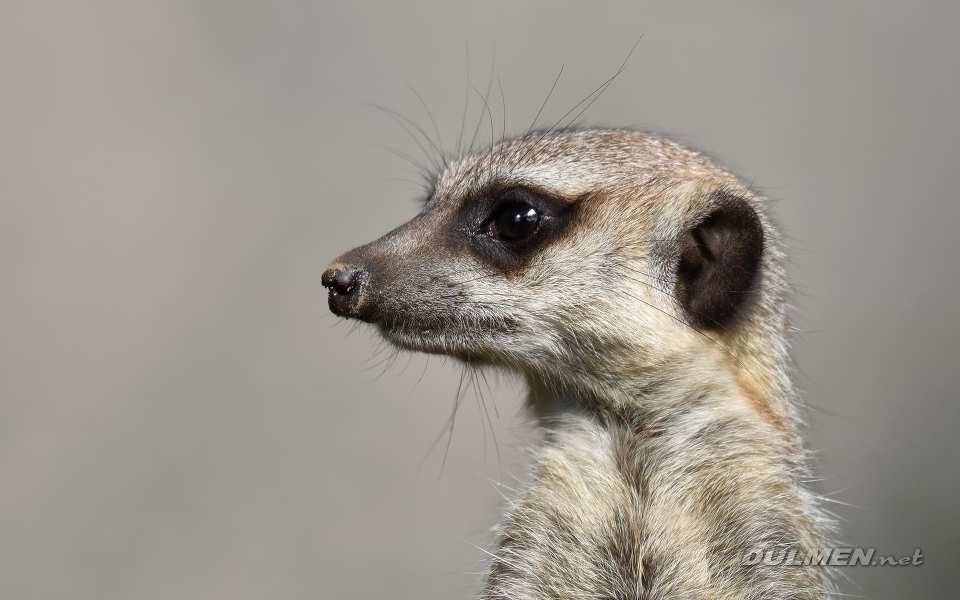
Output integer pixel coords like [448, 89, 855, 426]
[1, 1, 957, 599]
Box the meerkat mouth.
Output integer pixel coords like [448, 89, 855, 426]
[376, 313, 520, 354]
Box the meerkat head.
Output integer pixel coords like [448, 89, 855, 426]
[324, 129, 784, 411]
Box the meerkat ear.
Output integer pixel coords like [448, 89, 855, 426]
[675, 195, 764, 329]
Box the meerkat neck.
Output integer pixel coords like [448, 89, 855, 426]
[523, 341, 795, 431]
[485, 383, 824, 600]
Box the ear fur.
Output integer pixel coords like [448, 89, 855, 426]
[675, 194, 764, 329]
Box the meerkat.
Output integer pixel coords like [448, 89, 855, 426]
[323, 128, 834, 599]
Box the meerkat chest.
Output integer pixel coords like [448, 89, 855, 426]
[484, 413, 818, 600]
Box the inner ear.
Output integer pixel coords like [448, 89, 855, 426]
[675, 195, 764, 329]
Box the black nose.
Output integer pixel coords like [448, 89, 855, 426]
[322, 265, 367, 317]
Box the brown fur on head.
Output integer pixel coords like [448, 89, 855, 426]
[323, 128, 833, 599]
[325, 129, 786, 418]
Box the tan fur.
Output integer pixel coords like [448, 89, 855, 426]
[324, 129, 834, 599]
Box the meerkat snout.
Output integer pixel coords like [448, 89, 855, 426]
[321, 264, 367, 317]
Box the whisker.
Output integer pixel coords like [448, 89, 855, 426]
[405, 81, 448, 170]
[374, 144, 432, 177]
[557, 37, 642, 133]
[368, 103, 444, 173]
[470, 83, 497, 178]
[439, 364, 470, 477]
[412, 354, 430, 391]
[457, 44, 471, 157]
[517, 39, 640, 165]
[525, 64, 564, 139]
[467, 52, 497, 156]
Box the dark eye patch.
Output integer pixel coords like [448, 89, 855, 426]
[459, 186, 579, 272]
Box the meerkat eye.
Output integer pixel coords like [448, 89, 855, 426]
[488, 201, 541, 241]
